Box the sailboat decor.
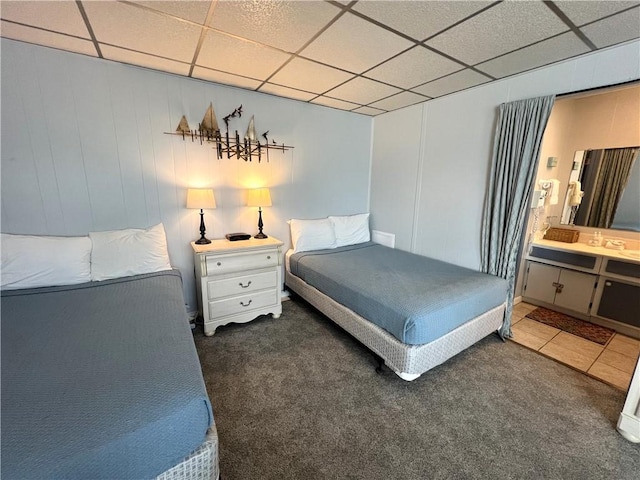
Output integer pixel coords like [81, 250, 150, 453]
[165, 103, 293, 162]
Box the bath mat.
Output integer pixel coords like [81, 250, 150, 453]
[525, 307, 615, 345]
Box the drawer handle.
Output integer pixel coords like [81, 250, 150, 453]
[216, 262, 222, 266]
[267, 255, 271, 259]
[239, 281, 252, 288]
[240, 300, 252, 307]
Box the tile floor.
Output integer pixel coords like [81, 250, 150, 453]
[510, 302, 640, 392]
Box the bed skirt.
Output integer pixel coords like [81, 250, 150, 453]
[155, 425, 219, 480]
[285, 270, 505, 381]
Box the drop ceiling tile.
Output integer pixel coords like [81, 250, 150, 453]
[0, 21, 97, 57]
[368, 91, 426, 111]
[209, 0, 340, 52]
[197, 30, 291, 80]
[268, 57, 354, 94]
[325, 76, 402, 105]
[131, 1, 212, 25]
[311, 96, 360, 111]
[0, 1, 89, 38]
[353, 0, 494, 41]
[554, 1, 639, 26]
[580, 7, 640, 49]
[83, 1, 202, 63]
[300, 12, 414, 74]
[365, 45, 463, 89]
[352, 106, 386, 116]
[411, 69, 490, 98]
[101, 45, 190, 76]
[259, 83, 317, 102]
[475, 32, 591, 79]
[426, 1, 568, 65]
[192, 66, 263, 90]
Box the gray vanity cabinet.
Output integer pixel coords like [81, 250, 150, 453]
[524, 262, 597, 314]
[524, 242, 640, 339]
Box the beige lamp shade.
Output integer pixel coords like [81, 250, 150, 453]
[246, 188, 272, 207]
[186, 188, 216, 209]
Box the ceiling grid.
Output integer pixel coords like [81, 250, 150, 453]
[1, 0, 638, 116]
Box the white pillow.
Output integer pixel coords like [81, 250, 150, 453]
[329, 213, 370, 247]
[1, 233, 92, 290]
[89, 223, 172, 281]
[288, 218, 337, 253]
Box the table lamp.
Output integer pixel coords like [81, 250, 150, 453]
[187, 188, 216, 244]
[246, 188, 272, 239]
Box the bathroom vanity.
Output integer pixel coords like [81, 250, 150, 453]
[522, 239, 640, 339]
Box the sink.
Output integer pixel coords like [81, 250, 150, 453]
[619, 250, 640, 259]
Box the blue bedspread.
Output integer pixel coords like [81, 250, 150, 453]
[290, 243, 507, 345]
[1, 270, 213, 479]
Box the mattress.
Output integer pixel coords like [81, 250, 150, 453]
[1, 270, 213, 480]
[289, 242, 508, 345]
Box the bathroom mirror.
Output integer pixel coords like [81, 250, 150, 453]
[560, 146, 640, 232]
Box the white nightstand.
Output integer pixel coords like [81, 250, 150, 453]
[192, 237, 283, 336]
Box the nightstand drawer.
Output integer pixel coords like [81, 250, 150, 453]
[205, 250, 278, 275]
[208, 290, 277, 319]
[207, 271, 277, 299]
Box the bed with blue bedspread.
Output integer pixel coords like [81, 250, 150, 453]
[286, 242, 508, 381]
[1, 270, 218, 479]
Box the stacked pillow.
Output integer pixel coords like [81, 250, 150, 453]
[289, 213, 370, 253]
[1, 223, 172, 290]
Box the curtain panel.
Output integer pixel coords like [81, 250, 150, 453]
[481, 95, 555, 338]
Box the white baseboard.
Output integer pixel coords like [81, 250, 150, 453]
[513, 295, 523, 305]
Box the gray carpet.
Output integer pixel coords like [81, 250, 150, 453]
[194, 298, 639, 480]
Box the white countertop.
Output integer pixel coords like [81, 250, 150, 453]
[532, 239, 640, 263]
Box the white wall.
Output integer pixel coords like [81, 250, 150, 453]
[371, 40, 640, 271]
[0, 39, 372, 312]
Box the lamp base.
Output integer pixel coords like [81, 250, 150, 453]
[195, 237, 211, 245]
[254, 232, 268, 239]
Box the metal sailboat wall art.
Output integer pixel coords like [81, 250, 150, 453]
[176, 115, 190, 133]
[165, 102, 293, 163]
[244, 115, 257, 141]
[200, 102, 219, 135]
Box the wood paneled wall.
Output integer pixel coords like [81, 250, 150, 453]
[1, 39, 372, 312]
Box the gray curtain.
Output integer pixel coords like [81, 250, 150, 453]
[586, 147, 639, 228]
[481, 95, 555, 338]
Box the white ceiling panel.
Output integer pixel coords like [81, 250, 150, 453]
[300, 12, 414, 73]
[311, 96, 360, 110]
[209, 0, 340, 52]
[268, 57, 354, 94]
[2, 0, 639, 115]
[411, 68, 490, 98]
[324, 76, 402, 105]
[365, 45, 463, 89]
[101, 45, 191, 76]
[259, 83, 317, 102]
[83, 1, 202, 63]
[426, 1, 569, 65]
[352, 0, 494, 41]
[0, 21, 97, 57]
[580, 7, 640, 49]
[476, 32, 591, 79]
[191, 66, 263, 90]
[0, 1, 89, 38]
[131, 1, 211, 25]
[368, 91, 426, 111]
[352, 106, 386, 116]
[554, 1, 639, 27]
[197, 30, 291, 80]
